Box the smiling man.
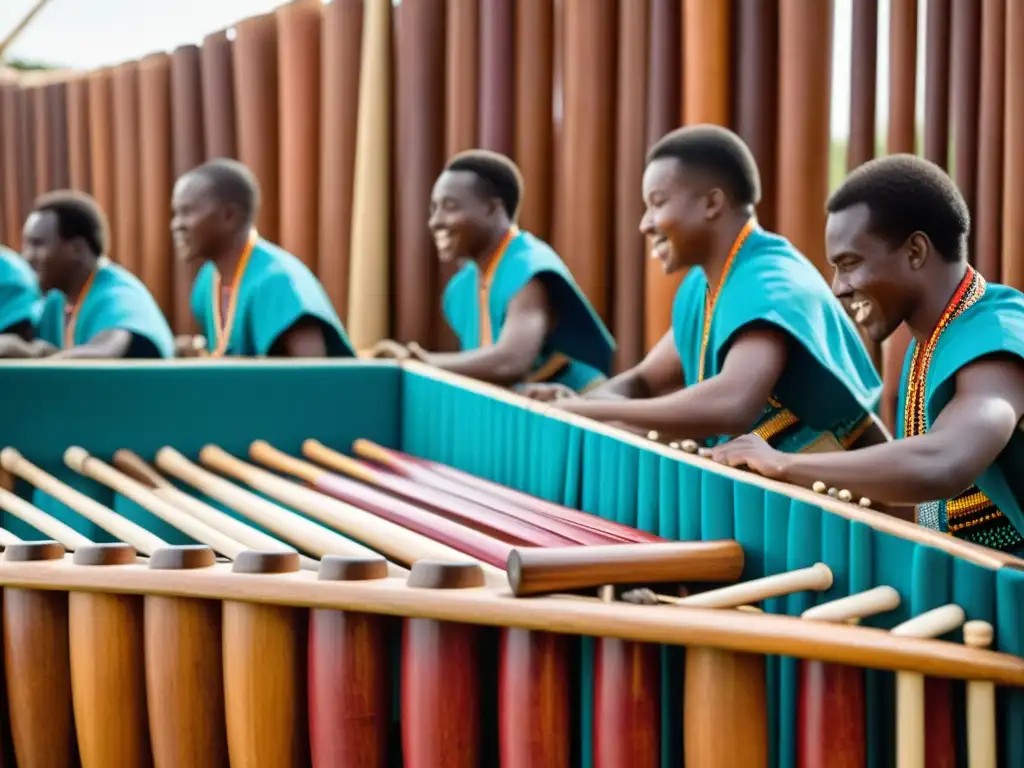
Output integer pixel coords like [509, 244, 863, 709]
[171, 158, 355, 358]
[374, 149, 615, 391]
[14, 191, 174, 359]
[711, 154, 1024, 553]
[524, 125, 885, 454]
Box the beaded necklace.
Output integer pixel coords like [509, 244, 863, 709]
[697, 218, 756, 382]
[902, 265, 985, 438]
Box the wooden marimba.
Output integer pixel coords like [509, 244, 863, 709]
[0, 359, 1020, 767]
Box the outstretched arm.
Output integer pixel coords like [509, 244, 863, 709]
[51, 329, 134, 359]
[413, 277, 553, 385]
[578, 329, 686, 401]
[555, 326, 788, 439]
[711, 355, 1024, 505]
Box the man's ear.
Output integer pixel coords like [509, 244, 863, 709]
[704, 187, 727, 221]
[906, 231, 930, 271]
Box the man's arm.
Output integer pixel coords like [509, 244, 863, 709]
[578, 330, 686, 401]
[713, 356, 1024, 505]
[414, 278, 553, 385]
[51, 329, 134, 359]
[270, 317, 329, 357]
[557, 326, 788, 439]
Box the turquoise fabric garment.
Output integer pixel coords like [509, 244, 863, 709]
[191, 236, 355, 357]
[0, 245, 42, 333]
[896, 281, 1024, 550]
[671, 226, 882, 449]
[36, 259, 174, 358]
[443, 229, 615, 391]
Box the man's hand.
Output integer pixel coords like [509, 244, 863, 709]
[175, 335, 208, 358]
[708, 434, 792, 481]
[371, 339, 411, 360]
[520, 382, 578, 402]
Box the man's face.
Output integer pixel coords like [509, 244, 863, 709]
[22, 210, 71, 293]
[639, 157, 715, 274]
[427, 170, 500, 264]
[826, 203, 918, 343]
[170, 173, 229, 264]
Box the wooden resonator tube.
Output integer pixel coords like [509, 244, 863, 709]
[798, 585, 903, 768]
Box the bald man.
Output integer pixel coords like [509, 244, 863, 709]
[170, 158, 355, 358]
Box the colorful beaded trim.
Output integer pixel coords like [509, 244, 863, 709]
[903, 266, 1023, 552]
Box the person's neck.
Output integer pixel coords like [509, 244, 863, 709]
[700, 210, 754, 291]
[212, 228, 253, 284]
[63, 256, 99, 303]
[906, 260, 970, 344]
[473, 222, 513, 275]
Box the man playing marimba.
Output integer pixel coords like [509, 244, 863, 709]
[171, 158, 356, 359]
[525, 125, 887, 454]
[16, 191, 175, 359]
[711, 154, 1024, 554]
[373, 149, 615, 392]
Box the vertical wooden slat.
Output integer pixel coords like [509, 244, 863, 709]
[319, 0, 364, 323]
[733, 0, 778, 231]
[46, 83, 69, 191]
[776, 0, 833, 276]
[514, 0, 554, 242]
[277, 0, 323, 271]
[555, 0, 617, 319]
[66, 76, 92, 192]
[348, 0, 392, 348]
[170, 45, 207, 334]
[17, 90, 35, 222]
[642, 0, 681, 351]
[922, 0, 950, 168]
[86, 70, 116, 251]
[1, 86, 25, 248]
[0, 85, 6, 245]
[112, 63, 142, 271]
[200, 31, 238, 161]
[478, 0, 515, 157]
[138, 54, 174, 314]
[975, 0, 1005, 281]
[950, 0, 981, 254]
[613, 0, 650, 371]
[847, 0, 878, 171]
[31, 87, 52, 196]
[881, 0, 919, 432]
[393, 0, 446, 343]
[233, 14, 281, 242]
[1004, 0, 1024, 290]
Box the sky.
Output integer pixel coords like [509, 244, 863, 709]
[1, 0, 927, 141]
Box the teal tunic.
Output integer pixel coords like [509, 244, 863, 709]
[36, 258, 175, 358]
[443, 229, 615, 392]
[896, 281, 1024, 553]
[191, 236, 355, 357]
[0, 245, 42, 334]
[672, 226, 882, 450]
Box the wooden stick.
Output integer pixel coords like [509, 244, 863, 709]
[0, 486, 93, 550]
[0, 527, 22, 545]
[250, 440, 518, 567]
[963, 621, 997, 768]
[506, 541, 745, 597]
[154, 447, 404, 576]
[315, 438, 622, 544]
[198, 445, 504, 585]
[800, 586, 902, 624]
[64, 447, 247, 559]
[624, 562, 833, 608]
[0, 448, 166, 556]
[891, 604, 967, 768]
[348, 438, 663, 544]
[112, 450, 319, 571]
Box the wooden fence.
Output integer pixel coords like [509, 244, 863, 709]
[0, 0, 1022, 431]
